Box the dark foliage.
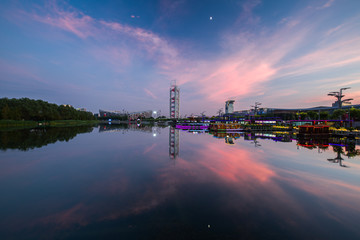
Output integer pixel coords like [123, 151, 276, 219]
[0, 98, 95, 121]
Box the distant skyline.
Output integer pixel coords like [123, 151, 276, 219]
[1, 0, 360, 116]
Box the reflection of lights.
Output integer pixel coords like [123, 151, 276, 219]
[153, 133, 157, 137]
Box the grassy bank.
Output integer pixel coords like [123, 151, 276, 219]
[0, 120, 99, 130]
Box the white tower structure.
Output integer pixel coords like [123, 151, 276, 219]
[225, 100, 235, 114]
[170, 81, 180, 119]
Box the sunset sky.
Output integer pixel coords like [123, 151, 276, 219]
[1, 0, 360, 116]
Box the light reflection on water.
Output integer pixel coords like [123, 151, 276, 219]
[1, 124, 360, 239]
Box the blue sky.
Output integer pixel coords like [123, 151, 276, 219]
[1, 0, 360, 116]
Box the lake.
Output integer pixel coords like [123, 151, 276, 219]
[1, 124, 360, 239]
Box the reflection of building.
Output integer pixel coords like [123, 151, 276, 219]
[170, 82, 180, 119]
[169, 126, 179, 159]
[225, 100, 235, 114]
[98, 124, 163, 133]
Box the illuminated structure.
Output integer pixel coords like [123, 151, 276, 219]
[170, 81, 180, 119]
[225, 100, 235, 114]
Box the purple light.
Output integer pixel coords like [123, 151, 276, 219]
[176, 125, 209, 130]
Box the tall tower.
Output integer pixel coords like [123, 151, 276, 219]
[170, 81, 180, 119]
[225, 100, 235, 114]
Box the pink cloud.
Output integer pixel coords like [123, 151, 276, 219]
[13, 2, 178, 70]
[144, 88, 158, 99]
[318, 0, 335, 9]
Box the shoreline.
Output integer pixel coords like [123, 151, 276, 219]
[0, 120, 99, 130]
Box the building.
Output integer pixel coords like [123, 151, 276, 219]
[99, 109, 126, 118]
[170, 82, 180, 119]
[225, 100, 235, 114]
[128, 110, 153, 120]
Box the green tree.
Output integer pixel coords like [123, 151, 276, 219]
[1, 104, 10, 119]
[299, 112, 307, 120]
[307, 111, 318, 120]
[349, 107, 360, 121]
[319, 111, 329, 120]
[331, 109, 346, 120]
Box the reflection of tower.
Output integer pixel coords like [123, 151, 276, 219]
[169, 126, 179, 159]
[328, 146, 348, 168]
[170, 81, 180, 119]
[225, 136, 234, 144]
[225, 100, 235, 114]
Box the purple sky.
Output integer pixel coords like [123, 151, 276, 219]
[1, 0, 360, 116]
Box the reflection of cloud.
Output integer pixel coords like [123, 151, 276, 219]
[3, 133, 360, 236]
[39, 203, 89, 227]
[144, 143, 157, 154]
[195, 142, 275, 182]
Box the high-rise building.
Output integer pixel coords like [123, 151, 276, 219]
[225, 100, 235, 114]
[170, 82, 180, 119]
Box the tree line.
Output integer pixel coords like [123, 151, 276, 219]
[0, 98, 95, 121]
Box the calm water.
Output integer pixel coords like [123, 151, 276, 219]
[1, 124, 360, 239]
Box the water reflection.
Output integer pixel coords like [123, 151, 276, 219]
[169, 126, 179, 159]
[203, 130, 360, 168]
[1, 126, 360, 239]
[0, 126, 93, 151]
[98, 123, 164, 134]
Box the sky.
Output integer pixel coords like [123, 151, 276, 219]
[1, 0, 360, 116]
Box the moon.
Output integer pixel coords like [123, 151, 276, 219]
[210, 16, 213, 20]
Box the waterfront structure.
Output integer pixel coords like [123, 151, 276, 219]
[99, 109, 126, 118]
[170, 82, 180, 119]
[99, 109, 154, 119]
[328, 87, 353, 109]
[251, 102, 262, 115]
[225, 100, 235, 114]
[128, 110, 153, 120]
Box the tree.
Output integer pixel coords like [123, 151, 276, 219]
[0, 98, 95, 121]
[307, 111, 318, 120]
[319, 111, 329, 120]
[331, 109, 346, 120]
[299, 112, 307, 120]
[349, 107, 360, 121]
[1, 104, 10, 119]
